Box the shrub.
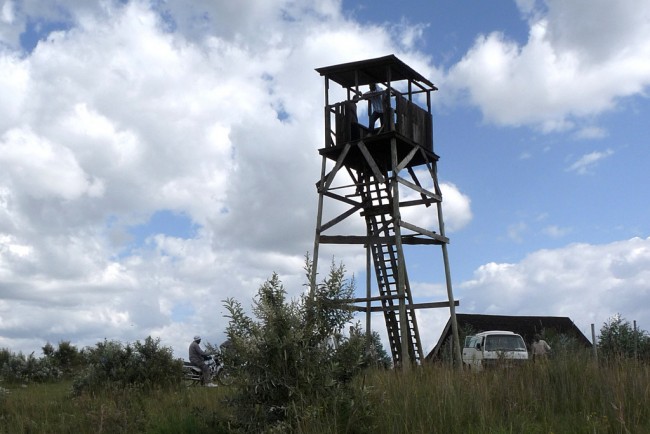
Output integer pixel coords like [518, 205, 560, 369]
[0, 348, 62, 384]
[42, 341, 82, 377]
[599, 314, 650, 361]
[223, 259, 376, 432]
[337, 324, 392, 375]
[72, 336, 183, 395]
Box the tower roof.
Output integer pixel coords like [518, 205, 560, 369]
[315, 54, 437, 90]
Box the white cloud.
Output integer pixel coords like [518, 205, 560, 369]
[0, 0, 447, 357]
[458, 237, 650, 334]
[574, 126, 607, 140]
[442, 0, 650, 131]
[0, 52, 28, 132]
[399, 173, 473, 234]
[0, 128, 99, 201]
[1, 0, 645, 362]
[567, 149, 614, 174]
[544, 0, 650, 66]
[439, 182, 473, 232]
[1, 1, 15, 23]
[514, 0, 537, 16]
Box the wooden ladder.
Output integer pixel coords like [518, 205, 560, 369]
[360, 172, 424, 365]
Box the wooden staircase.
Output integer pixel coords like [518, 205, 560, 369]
[359, 172, 424, 365]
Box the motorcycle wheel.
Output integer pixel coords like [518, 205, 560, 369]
[183, 368, 202, 387]
[183, 377, 201, 387]
[183, 374, 202, 387]
[216, 369, 234, 386]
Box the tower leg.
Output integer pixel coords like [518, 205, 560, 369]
[310, 154, 329, 302]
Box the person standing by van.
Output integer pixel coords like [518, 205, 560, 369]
[531, 334, 551, 361]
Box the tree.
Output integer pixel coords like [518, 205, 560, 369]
[42, 342, 55, 358]
[598, 314, 650, 361]
[223, 259, 375, 432]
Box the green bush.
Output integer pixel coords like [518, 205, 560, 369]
[0, 348, 62, 384]
[42, 341, 83, 377]
[72, 336, 183, 395]
[223, 259, 376, 433]
[598, 314, 650, 361]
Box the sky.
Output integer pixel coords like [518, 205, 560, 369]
[1, 0, 649, 359]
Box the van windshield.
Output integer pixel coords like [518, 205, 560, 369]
[484, 335, 526, 351]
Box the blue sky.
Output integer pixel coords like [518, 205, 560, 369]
[1, 0, 649, 357]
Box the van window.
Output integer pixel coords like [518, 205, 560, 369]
[464, 336, 478, 348]
[484, 335, 526, 351]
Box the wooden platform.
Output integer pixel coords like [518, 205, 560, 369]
[318, 131, 439, 174]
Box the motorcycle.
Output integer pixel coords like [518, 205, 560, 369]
[182, 351, 233, 386]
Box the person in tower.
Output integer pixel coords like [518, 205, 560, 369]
[363, 83, 386, 133]
[189, 335, 217, 387]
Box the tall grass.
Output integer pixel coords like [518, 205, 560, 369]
[2, 354, 649, 433]
[347, 354, 650, 434]
[0, 381, 233, 433]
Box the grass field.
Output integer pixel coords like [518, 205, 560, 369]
[0, 382, 232, 433]
[353, 356, 650, 434]
[2, 355, 649, 433]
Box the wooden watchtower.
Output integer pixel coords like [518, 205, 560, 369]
[310, 55, 462, 366]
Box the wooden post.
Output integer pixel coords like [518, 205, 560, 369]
[434, 162, 462, 368]
[591, 323, 598, 361]
[365, 231, 371, 348]
[634, 320, 638, 360]
[441, 231, 461, 368]
[310, 77, 330, 302]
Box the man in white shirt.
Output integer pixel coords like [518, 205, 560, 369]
[531, 334, 551, 361]
[364, 83, 386, 132]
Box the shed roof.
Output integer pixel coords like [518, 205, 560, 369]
[315, 54, 437, 90]
[427, 313, 593, 360]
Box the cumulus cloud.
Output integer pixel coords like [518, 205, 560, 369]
[442, 0, 650, 131]
[459, 237, 650, 334]
[1, 0, 646, 360]
[0, 0, 466, 356]
[0, 128, 103, 200]
[399, 173, 472, 234]
[439, 182, 473, 232]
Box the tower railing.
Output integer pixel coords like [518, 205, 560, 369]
[326, 91, 432, 152]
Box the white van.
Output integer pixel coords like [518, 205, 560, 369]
[462, 330, 529, 371]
